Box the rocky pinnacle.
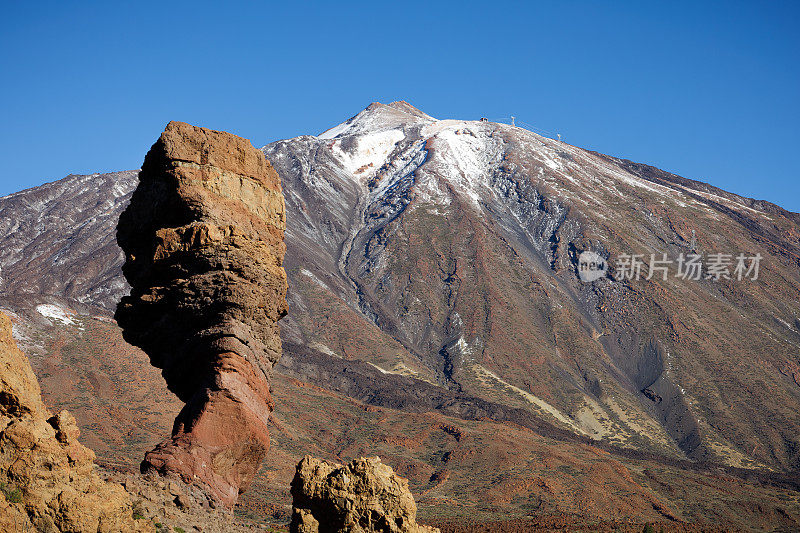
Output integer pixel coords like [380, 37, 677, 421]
[115, 121, 287, 507]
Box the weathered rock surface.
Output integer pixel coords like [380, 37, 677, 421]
[115, 121, 287, 507]
[0, 312, 142, 532]
[112, 471, 278, 533]
[290, 455, 439, 533]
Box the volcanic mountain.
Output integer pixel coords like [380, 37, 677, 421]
[2, 102, 800, 529]
[270, 101, 800, 469]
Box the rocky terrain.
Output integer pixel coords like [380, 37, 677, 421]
[0, 311, 142, 532]
[1, 102, 800, 530]
[0, 309, 297, 533]
[290, 455, 439, 532]
[8, 311, 800, 530]
[116, 121, 288, 508]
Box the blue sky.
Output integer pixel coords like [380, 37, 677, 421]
[1, 1, 798, 211]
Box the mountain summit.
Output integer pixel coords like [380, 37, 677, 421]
[318, 101, 436, 139]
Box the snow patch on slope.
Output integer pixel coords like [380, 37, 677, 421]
[329, 129, 405, 179]
[300, 268, 331, 291]
[36, 303, 76, 326]
[420, 122, 504, 207]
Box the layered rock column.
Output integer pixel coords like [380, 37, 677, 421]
[115, 121, 287, 507]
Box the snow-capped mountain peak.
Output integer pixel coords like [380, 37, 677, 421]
[317, 101, 436, 139]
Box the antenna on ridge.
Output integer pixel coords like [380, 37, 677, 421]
[557, 133, 561, 142]
[510, 116, 515, 127]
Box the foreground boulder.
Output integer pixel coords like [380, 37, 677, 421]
[115, 121, 288, 507]
[0, 312, 142, 532]
[290, 456, 440, 533]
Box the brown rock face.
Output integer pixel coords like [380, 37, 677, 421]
[115, 121, 287, 507]
[0, 312, 141, 532]
[290, 455, 440, 533]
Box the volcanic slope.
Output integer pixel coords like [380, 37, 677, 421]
[265, 101, 800, 471]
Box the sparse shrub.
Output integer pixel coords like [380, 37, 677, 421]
[1, 482, 23, 503]
[34, 515, 57, 532]
[6, 488, 22, 503]
[132, 498, 146, 520]
[174, 527, 186, 533]
[642, 525, 656, 533]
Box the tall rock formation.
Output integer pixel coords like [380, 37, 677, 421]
[115, 121, 288, 508]
[290, 456, 440, 533]
[0, 312, 142, 532]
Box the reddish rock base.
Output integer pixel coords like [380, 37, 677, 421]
[142, 386, 272, 506]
